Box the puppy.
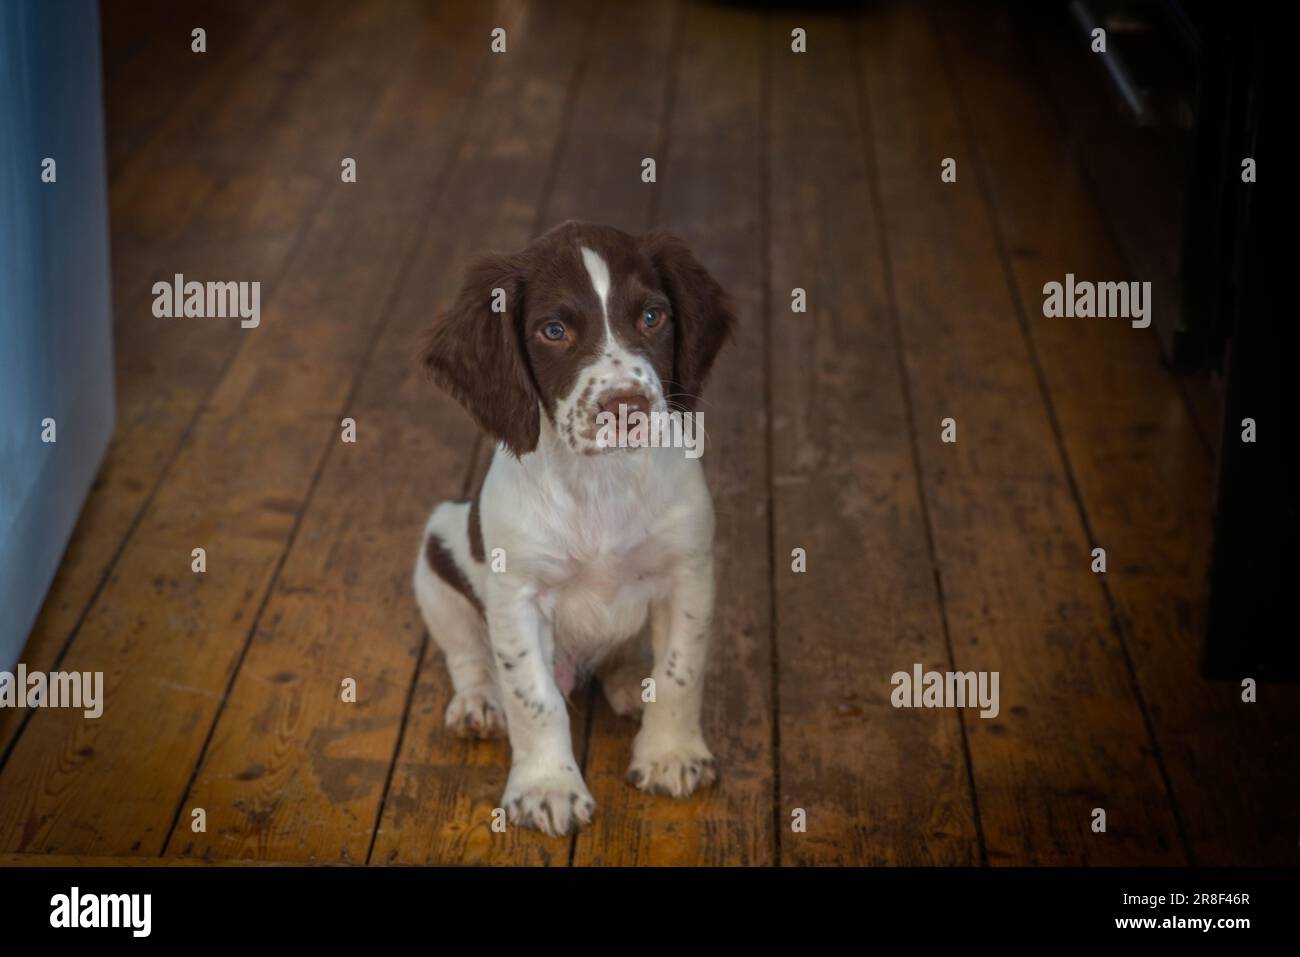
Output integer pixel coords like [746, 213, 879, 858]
[414, 221, 735, 835]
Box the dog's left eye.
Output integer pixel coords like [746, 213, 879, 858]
[641, 307, 664, 331]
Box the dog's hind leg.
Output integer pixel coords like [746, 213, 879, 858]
[414, 501, 505, 739]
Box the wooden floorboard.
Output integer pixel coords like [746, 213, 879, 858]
[0, 0, 459, 857]
[768, 12, 979, 866]
[161, 0, 503, 865]
[932, 1, 1300, 865]
[0, 853, 336, 868]
[102, 0, 264, 182]
[106, 0, 337, 303]
[855, 1, 1183, 864]
[1009, 10, 1225, 457]
[0, 0, 361, 761]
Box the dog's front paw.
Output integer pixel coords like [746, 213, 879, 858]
[502, 760, 595, 836]
[445, 687, 507, 739]
[626, 732, 717, 798]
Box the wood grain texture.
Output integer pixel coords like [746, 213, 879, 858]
[102, 0, 264, 181]
[107, 0, 344, 304]
[0, 0, 365, 760]
[0, 2, 465, 857]
[571, 0, 774, 867]
[0, 853, 335, 867]
[541, 0, 680, 235]
[162, 0, 506, 864]
[932, 1, 1300, 865]
[1010, 4, 1190, 367]
[767, 13, 979, 866]
[854, 1, 1182, 864]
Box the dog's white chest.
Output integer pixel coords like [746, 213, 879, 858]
[541, 523, 671, 650]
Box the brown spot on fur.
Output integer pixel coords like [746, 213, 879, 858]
[467, 491, 485, 564]
[419, 254, 539, 457]
[426, 531, 485, 617]
[641, 229, 736, 409]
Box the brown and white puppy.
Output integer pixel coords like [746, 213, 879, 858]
[414, 221, 734, 835]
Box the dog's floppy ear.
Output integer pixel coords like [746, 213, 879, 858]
[421, 253, 540, 456]
[642, 231, 736, 411]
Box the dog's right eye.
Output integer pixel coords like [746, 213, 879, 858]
[540, 320, 567, 342]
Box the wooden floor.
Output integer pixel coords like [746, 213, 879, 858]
[1, 0, 1294, 866]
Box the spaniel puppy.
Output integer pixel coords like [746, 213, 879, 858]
[414, 221, 734, 836]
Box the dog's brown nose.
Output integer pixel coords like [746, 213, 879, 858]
[598, 392, 650, 419]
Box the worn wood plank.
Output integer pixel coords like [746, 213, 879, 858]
[160, 1, 507, 865]
[539, 0, 679, 234]
[571, 0, 773, 867]
[767, 13, 979, 866]
[854, 1, 1182, 864]
[102, 0, 263, 181]
[1015, 9, 1226, 460]
[0, 0, 376, 760]
[0, 4, 465, 858]
[107, 0, 349, 311]
[0, 853, 332, 867]
[933, 1, 1300, 865]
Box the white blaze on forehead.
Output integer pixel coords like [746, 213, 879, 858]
[554, 245, 664, 448]
[580, 246, 611, 322]
[575, 243, 645, 391]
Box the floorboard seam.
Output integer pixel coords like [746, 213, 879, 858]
[0, 0, 354, 785]
[926, 4, 1195, 866]
[108, 0, 327, 186]
[1005, 7, 1217, 462]
[365, 637, 427, 866]
[849, 9, 988, 867]
[158, 16, 495, 860]
[104, 0, 261, 179]
[759, 11, 782, 870]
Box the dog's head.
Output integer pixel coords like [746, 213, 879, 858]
[421, 221, 735, 456]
